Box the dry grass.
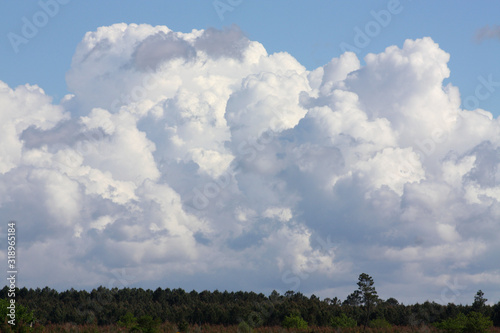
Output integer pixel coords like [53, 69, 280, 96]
[11, 323, 500, 333]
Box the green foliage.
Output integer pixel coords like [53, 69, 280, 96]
[357, 273, 379, 306]
[344, 290, 362, 306]
[137, 315, 160, 333]
[118, 312, 138, 330]
[493, 301, 500, 326]
[177, 319, 189, 332]
[237, 320, 254, 333]
[1, 284, 498, 332]
[369, 318, 392, 328]
[463, 311, 493, 333]
[281, 314, 308, 329]
[331, 313, 357, 328]
[435, 312, 467, 333]
[472, 290, 488, 314]
[473, 290, 487, 306]
[356, 273, 379, 328]
[0, 298, 35, 327]
[385, 297, 399, 306]
[0, 298, 11, 320]
[435, 311, 493, 333]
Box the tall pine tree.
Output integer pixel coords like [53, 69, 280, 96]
[356, 273, 379, 330]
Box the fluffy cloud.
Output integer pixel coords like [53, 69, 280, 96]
[0, 82, 68, 173]
[1, 24, 500, 304]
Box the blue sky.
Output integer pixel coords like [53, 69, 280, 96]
[1, 1, 500, 305]
[1, 1, 499, 114]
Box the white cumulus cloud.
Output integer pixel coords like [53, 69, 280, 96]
[1, 24, 500, 303]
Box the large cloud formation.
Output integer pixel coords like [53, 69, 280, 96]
[1, 23, 500, 304]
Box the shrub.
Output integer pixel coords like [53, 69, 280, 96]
[463, 311, 493, 333]
[282, 314, 308, 329]
[117, 312, 137, 329]
[0, 298, 35, 329]
[435, 311, 492, 333]
[369, 318, 392, 328]
[331, 313, 357, 328]
[435, 313, 467, 333]
[137, 315, 160, 333]
[177, 319, 189, 332]
[238, 320, 253, 333]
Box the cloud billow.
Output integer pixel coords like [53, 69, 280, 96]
[1, 24, 500, 303]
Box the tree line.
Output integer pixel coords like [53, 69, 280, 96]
[1, 273, 499, 332]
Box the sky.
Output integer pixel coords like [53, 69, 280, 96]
[0, 0, 500, 305]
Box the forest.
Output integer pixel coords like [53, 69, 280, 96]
[1, 274, 499, 332]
